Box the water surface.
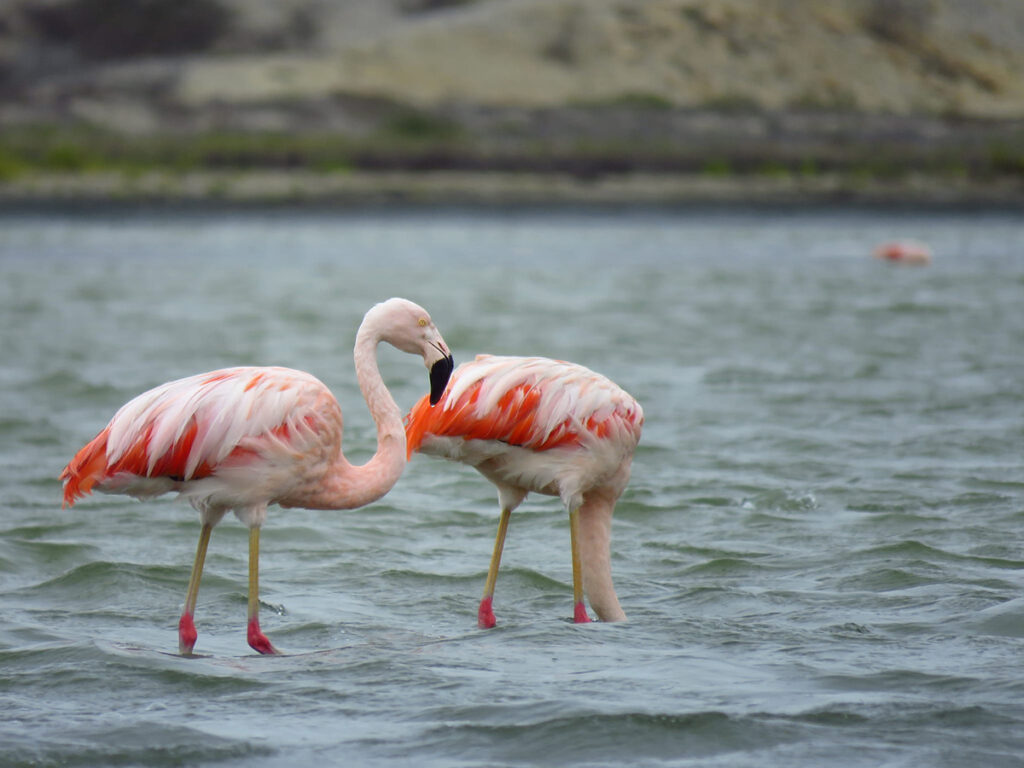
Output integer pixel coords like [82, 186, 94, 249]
[1, 207, 1022, 767]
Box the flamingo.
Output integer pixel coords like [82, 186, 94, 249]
[405, 354, 643, 628]
[60, 298, 453, 655]
[873, 240, 932, 265]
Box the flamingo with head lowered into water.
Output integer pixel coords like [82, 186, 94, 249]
[61, 298, 453, 656]
[405, 354, 643, 628]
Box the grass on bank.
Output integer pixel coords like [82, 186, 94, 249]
[1, 121, 1023, 184]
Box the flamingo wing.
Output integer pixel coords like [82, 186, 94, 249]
[61, 367, 340, 507]
[405, 355, 643, 457]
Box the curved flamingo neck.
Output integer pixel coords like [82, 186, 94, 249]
[354, 319, 405, 446]
[350, 320, 409, 505]
[305, 318, 408, 510]
[576, 490, 626, 622]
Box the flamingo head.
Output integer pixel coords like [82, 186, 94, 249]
[368, 298, 454, 404]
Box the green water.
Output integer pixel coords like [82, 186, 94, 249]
[1, 208, 1022, 767]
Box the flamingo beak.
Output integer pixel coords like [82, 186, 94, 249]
[429, 354, 454, 405]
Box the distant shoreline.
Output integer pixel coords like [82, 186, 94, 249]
[2, 169, 1023, 211]
[3, 107, 1021, 212]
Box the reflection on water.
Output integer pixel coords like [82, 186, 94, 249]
[1, 207, 1023, 767]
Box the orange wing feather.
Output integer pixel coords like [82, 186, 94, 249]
[408, 382, 557, 451]
[60, 429, 112, 506]
[60, 418, 217, 507]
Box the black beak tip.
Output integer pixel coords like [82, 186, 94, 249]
[429, 355, 454, 405]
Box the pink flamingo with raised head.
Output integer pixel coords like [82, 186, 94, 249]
[61, 298, 453, 655]
[405, 354, 643, 628]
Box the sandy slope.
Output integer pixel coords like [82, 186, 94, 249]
[3, 0, 1023, 125]
[171, 0, 1024, 117]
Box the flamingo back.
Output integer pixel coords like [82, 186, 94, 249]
[405, 355, 643, 459]
[61, 366, 342, 508]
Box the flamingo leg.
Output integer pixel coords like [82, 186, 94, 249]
[478, 507, 512, 629]
[569, 507, 591, 624]
[179, 522, 213, 655]
[246, 526, 279, 655]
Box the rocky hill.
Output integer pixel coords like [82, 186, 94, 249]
[1, 0, 1022, 204]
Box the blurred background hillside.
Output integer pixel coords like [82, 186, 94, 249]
[2, 0, 1023, 204]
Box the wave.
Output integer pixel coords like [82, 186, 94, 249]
[1, 720, 269, 768]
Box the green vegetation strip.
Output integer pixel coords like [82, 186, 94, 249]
[1, 122, 1023, 182]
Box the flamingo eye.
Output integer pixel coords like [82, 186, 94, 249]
[418, 317, 428, 327]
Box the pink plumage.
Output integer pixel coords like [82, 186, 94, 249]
[61, 298, 453, 655]
[61, 367, 340, 510]
[405, 354, 643, 627]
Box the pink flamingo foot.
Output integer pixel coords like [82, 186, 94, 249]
[247, 617, 279, 655]
[178, 613, 198, 655]
[573, 601, 592, 624]
[478, 596, 497, 629]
